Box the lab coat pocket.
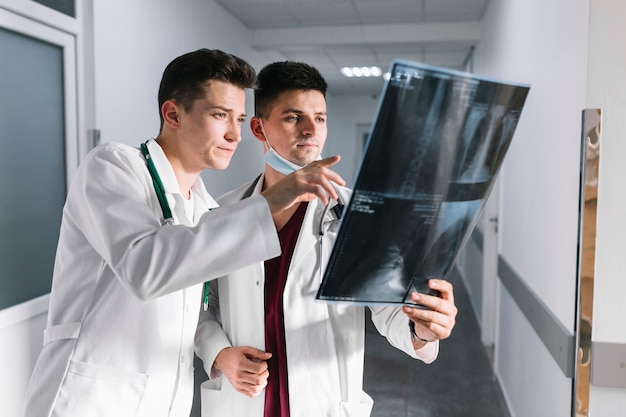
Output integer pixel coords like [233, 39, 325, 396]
[51, 360, 148, 417]
[200, 378, 223, 417]
[339, 391, 374, 417]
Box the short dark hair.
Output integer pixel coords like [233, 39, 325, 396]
[158, 48, 257, 130]
[254, 61, 327, 119]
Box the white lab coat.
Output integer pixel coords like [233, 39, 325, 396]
[23, 140, 281, 417]
[195, 175, 438, 417]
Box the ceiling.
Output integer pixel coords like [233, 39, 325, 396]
[215, 0, 489, 96]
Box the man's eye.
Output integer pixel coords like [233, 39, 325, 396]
[214, 113, 226, 119]
[285, 115, 299, 122]
[237, 117, 246, 125]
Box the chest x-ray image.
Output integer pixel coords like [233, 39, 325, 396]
[316, 60, 530, 306]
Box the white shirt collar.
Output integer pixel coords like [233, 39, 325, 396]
[144, 138, 218, 210]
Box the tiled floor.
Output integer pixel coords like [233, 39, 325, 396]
[363, 271, 511, 417]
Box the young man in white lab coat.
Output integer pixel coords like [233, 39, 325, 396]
[23, 50, 346, 417]
[195, 61, 458, 417]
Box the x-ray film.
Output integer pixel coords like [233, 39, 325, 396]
[316, 60, 530, 306]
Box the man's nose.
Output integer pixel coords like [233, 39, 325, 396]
[300, 116, 317, 136]
[225, 120, 242, 143]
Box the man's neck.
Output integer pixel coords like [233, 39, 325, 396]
[262, 166, 283, 190]
[263, 167, 300, 231]
[156, 136, 195, 200]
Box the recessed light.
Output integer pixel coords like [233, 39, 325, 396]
[340, 66, 383, 78]
[340, 67, 354, 77]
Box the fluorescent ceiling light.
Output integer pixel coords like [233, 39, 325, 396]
[340, 67, 353, 77]
[340, 66, 383, 78]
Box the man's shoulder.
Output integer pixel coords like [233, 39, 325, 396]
[84, 141, 140, 163]
[92, 140, 136, 153]
[76, 141, 143, 175]
[217, 174, 263, 206]
[335, 184, 352, 205]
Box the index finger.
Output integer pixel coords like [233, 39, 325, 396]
[314, 155, 341, 168]
[242, 357, 269, 375]
[428, 279, 454, 302]
[301, 156, 346, 191]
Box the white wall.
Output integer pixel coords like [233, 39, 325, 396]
[474, 0, 590, 416]
[326, 94, 380, 186]
[0, 299, 47, 417]
[587, 0, 626, 414]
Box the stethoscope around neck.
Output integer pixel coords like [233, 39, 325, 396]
[140, 140, 211, 310]
[317, 191, 345, 284]
[140, 141, 174, 226]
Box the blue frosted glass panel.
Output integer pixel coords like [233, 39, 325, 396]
[0, 26, 66, 309]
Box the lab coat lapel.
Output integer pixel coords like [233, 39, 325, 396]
[289, 199, 330, 271]
[237, 174, 340, 272]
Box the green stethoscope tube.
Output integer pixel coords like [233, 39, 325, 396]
[140, 142, 173, 225]
[140, 140, 209, 310]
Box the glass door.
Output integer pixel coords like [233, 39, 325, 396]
[0, 6, 78, 310]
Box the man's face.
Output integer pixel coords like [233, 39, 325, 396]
[261, 89, 327, 166]
[177, 80, 247, 171]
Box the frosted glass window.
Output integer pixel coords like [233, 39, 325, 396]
[0, 26, 66, 309]
[32, 0, 75, 18]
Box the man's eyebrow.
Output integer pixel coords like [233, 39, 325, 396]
[211, 105, 247, 117]
[280, 108, 327, 116]
[280, 108, 302, 115]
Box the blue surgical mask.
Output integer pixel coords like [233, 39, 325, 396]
[263, 147, 304, 175]
[259, 119, 307, 175]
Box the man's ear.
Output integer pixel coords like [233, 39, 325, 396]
[162, 100, 181, 129]
[250, 117, 268, 144]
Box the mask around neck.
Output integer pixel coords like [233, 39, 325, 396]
[259, 118, 306, 175]
[263, 147, 304, 175]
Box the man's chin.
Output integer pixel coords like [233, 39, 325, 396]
[296, 154, 321, 166]
[207, 158, 233, 171]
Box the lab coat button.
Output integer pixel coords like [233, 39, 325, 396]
[256, 281, 260, 286]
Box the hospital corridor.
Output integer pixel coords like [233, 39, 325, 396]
[2, 1, 626, 416]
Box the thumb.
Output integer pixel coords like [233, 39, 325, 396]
[244, 347, 272, 360]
